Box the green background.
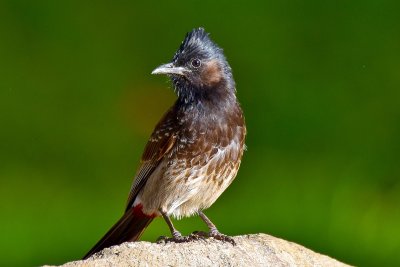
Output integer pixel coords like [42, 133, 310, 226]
[1, 1, 399, 266]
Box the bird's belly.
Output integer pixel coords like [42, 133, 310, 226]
[138, 138, 243, 218]
[170, 161, 240, 218]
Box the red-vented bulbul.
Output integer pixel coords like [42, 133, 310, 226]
[83, 27, 246, 259]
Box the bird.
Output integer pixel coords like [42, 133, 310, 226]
[83, 27, 246, 259]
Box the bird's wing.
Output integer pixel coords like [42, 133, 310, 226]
[125, 107, 178, 211]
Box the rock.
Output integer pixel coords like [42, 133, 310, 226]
[47, 234, 351, 267]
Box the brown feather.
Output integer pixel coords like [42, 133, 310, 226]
[125, 107, 180, 211]
[83, 207, 154, 259]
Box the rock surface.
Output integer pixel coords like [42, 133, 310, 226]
[49, 234, 351, 267]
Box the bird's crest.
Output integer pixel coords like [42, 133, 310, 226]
[173, 27, 220, 62]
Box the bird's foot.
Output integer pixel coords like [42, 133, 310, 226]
[188, 231, 208, 240]
[157, 230, 201, 244]
[208, 229, 236, 245]
[156, 230, 235, 245]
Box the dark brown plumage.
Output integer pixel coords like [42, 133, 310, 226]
[83, 27, 246, 259]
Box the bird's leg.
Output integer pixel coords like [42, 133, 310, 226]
[161, 210, 184, 239]
[198, 211, 236, 245]
[158, 210, 198, 243]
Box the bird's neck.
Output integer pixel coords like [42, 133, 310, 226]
[177, 89, 236, 113]
[176, 78, 236, 107]
[174, 88, 239, 127]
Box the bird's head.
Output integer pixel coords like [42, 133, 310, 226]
[152, 28, 235, 104]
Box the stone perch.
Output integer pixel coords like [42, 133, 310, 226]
[49, 234, 351, 267]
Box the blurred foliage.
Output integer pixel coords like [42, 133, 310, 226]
[0, 1, 399, 266]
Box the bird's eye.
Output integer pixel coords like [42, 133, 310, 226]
[191, 58, 201, 68]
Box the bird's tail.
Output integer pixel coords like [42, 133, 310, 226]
[83, 205, 154, 259]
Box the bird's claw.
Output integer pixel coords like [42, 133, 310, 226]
[157, 231, 204, 244]
[190, 230, 208, 238]
[156, 236, 192, 244]
[156, 230, 235, 245]
[208, 230, 236, 245]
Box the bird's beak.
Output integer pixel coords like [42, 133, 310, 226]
[151, 63, 188, 76]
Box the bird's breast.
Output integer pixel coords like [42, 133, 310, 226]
[169, 104, 246, 180]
